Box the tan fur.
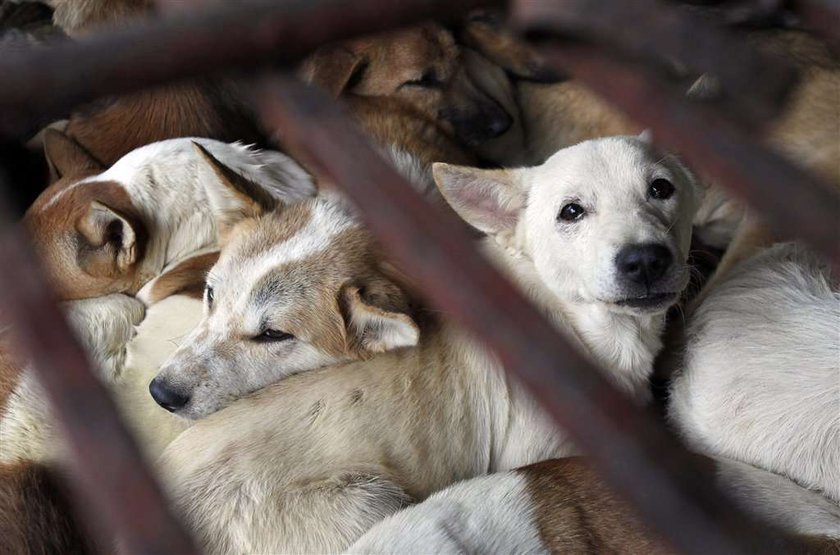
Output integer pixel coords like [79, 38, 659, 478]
[0, 462, 96, 554]
[347, 94, 475, 170]
[143, 250, 219, 305]
[300, 22, 525, 164]
[216, 208, 416, 361]
[63, 81, 260, 170]
[696, 31, 840, 293]
[519, 81, 640, 164]
[50, 0, 152, 36]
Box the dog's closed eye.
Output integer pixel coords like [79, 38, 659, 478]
[252, 329, 295, 343]
[401, 70, 444, 89]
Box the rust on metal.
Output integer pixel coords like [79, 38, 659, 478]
[534, 42, 840, 267]
[253, 75, 794, 555]
[0, 171, 199, 555]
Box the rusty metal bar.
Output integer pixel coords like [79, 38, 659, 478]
[253, 75, 795, 555]
[796, 0, 840, 49]
[512, 0, 800, 128]
[0, 172, 199, 554]
[0, 0, 501, 140]
[532, 41, 840, 266]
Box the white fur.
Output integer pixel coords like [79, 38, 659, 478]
[347, 457, 840, 554]
[0, 294, 201, 463]
[49, 137, 314, 302]
[0, 294, 145, 462]
[346, 472, 544, 554]
[156, 138, 700, 553]
[669, 243, 840, 502]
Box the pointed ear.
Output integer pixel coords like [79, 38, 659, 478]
[77, 201, 138, 271]
[339, 277, 419, 356]
[637, 129, 653, 144]
[298, 45, 367, 97]
[43, 128, 103, 181]
[193, 142, 279, 241]
[433, 162, 525, 236]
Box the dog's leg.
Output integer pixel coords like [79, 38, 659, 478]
[136, 250, 219, 306]
[0, 294, 144, 463]
[169, 470, 412, 554]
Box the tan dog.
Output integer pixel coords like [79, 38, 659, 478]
[299, 22, 529, 166]
[149, 137, 699, 553]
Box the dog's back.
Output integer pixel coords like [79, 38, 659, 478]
[670, 243, 840, 502]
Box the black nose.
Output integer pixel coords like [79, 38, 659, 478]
[149, 377, 190, 412]
[615, 244, 673, 288]
[441, 103, 512, 146]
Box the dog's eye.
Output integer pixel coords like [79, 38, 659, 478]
[402, 70, 442, 89]
[558, 203, 586, 222]
[649, 178, 675, 200]
[205, 286, 214, 309]
[252, 329, 295, 343]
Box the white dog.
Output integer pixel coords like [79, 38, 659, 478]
[669, 243, 840, 503]
[151, 136, 701, 553]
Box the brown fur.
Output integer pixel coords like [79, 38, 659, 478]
[221, 209, 415, 359]
[524, 458, 671, 554]
[64, 80, 262, 170]
[524, 458, 838, 555]
[0, 462, 96, 554]
[144, 250, 220, 304]
[347, 94, 476, 169]
[25, 179, 148, 300]
[300, 23, 522, 160]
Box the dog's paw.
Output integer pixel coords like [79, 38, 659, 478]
[63, 295, 146, 378]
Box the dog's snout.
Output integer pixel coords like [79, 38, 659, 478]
[440, 102, 512, 146]
[615, 244, 673, 288]
[149, 376, 190, 413]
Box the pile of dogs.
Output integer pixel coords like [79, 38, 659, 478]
[0, 3, 838, 554]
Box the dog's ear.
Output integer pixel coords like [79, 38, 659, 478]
[339, 275, 419, 356]
[460, 13, 562, 83]
[193, 142, 284, 243]
[298, 45, 367, 97]
[43, 128, 103, 182]
[433, 162, 525, 236]
[76, 201, 138, 274]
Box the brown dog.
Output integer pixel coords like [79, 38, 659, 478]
[299, 22, 529, 166]
[57, 80, 262, 174]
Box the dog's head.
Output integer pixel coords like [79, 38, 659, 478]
[299, 22, 521, 155]
[25, 129, 147, 299]
[150, 195, 420, 419]
[434, 135, 701, 314]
